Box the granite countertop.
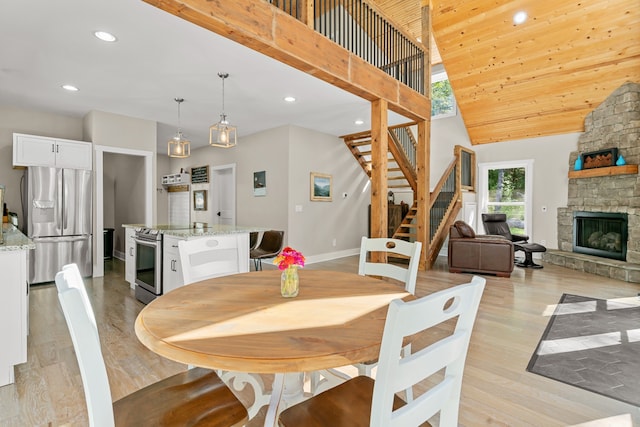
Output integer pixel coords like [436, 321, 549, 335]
[122, 224, 267, 238]
[0, 223, 35, 252]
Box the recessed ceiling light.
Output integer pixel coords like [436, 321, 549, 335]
[62, 84, 79, 92]
[94, 31, 117, 42]
[354, 119, 364, 125]
[284, 96, 296, 102]
[513, 11, 528, 25]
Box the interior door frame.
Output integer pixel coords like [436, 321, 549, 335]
[94, 145, 153, 278]
[211, 163, 236, 226]
[477, 159, 534, 235]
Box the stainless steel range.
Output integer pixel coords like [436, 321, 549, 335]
[133, 227, 162, 304]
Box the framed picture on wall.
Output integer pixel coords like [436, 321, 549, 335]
[253, 171, 266, 196]
[193, 190, 207, 211]
[310, 172, 332, 201]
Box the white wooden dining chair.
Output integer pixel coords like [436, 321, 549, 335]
[357, 237, 422, 382]
[54, 264, 248, 427]
[279, 275, 486, 427]
[310, 237, 423, 396]
[178, 235, 247, 285]
[358, 236, 422, 294]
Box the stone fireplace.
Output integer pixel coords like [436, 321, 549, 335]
[544, 82, 640, 283]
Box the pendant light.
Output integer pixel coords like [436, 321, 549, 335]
[168, 98, 190, 158]
[209, 72, 237, 148]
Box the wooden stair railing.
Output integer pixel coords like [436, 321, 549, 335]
[425, 158, 462, 268]
[342, 122, 417, 192]
[343, 126, 474, 269]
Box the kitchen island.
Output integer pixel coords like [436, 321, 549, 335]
[122, 224, 267, 298]
[0, 224, 34, 386]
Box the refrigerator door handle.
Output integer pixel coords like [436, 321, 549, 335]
[33, 235, 90, 243]
[57, 169, 64, 232]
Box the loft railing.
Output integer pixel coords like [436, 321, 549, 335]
[266, 0, 425, 94]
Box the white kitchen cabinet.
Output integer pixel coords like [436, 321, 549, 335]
[125, 227, 136, 288]
[0, 248, 28, 387]
[13, 133, 93, 170]
[163, 235, 185, 294]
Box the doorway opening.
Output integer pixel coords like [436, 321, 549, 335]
[94, 146, 153, 278]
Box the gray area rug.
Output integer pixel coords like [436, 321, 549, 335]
[527, 293, 640, 407]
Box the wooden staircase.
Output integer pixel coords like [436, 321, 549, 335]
[342, 123, 417, 193]
[343, 122, 475, 269]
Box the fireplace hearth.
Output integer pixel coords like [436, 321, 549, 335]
[573, 212, 628, 261]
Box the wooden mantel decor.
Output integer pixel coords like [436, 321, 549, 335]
[568, 164, 638, 179]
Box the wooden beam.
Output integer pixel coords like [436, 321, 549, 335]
[143, 0, 430, 122]
[370, 99, 388, 263]
[416, 2, 432, 270]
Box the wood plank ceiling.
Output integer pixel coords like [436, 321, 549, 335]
[371, 0, 640, 145]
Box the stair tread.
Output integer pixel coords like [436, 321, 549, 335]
[394, 232, 416, 237]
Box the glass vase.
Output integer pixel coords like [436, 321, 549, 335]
[281, 266, 299, 297]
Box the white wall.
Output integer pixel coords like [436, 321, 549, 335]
[473, 133, 579, 249]
[0, 106, 84, 230]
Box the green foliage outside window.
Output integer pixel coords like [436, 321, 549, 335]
[431, 79, 455, 117]
[487, 167, 526, 233]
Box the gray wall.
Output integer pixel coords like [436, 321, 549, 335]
[165, 125, 370, 261]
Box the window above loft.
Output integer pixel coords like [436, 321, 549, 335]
[431, 68, 456, 119]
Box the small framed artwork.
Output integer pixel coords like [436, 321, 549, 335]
[254, 171, 266, 197]
[310, 172, 332, 201]
[193, 190, 207, 211]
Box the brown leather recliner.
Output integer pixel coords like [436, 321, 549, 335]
[447, 221, 514, 277]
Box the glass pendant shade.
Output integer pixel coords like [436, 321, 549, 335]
[168, 98, 190, 158]
[209, 72, 237, 148]
[168, 131, 190, 158]
[209, 114, 237, 148]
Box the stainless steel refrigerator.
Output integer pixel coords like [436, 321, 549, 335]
[26, 167, 92, 284]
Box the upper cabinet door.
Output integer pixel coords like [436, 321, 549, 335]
[13, 133, 93, 170]
[55, 139, 92, 170]
[13, 134, 56, 167]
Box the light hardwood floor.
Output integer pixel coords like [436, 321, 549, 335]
[1, 256, 638, 426]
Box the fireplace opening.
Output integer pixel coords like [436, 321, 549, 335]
[573, 211, 628, 261]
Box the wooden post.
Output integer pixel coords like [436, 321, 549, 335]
[417, 1, 432, 270]
[416, 120, 429, 270]
[299, 0, 314, 29]
[370, 99, 389, 263]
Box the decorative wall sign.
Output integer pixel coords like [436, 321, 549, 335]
[310, 172, 332, 201]
[193, 190, 207, 211]
[253, 171, 266, 196]
[191, 166, 209, 183]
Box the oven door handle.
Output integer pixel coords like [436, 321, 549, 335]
[133, 237, 161, 248]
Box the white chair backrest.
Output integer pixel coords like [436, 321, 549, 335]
[55, 267, 115, 427]
[178, 237, 243, 285]
[358, 236, 422, 294]
[370, 275, 486, 427]
[56, 263, 97, 329]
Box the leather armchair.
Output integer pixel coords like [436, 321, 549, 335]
[448, 221, 514, 277]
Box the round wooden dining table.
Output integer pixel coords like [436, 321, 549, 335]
[135, 269, 409, 426]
